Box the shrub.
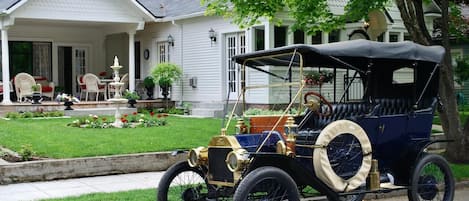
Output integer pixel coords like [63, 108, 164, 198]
[4, 111, 64, 119]
[19, 144, 36, 161]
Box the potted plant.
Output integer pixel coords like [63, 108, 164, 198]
[123, 90, 140, 108]
[304, 70, 334, 87]
[143, 76, 155, 100]
[31, 84, 42, 104]
[150, 62, 182, 100]
[56, 93, 79, 110]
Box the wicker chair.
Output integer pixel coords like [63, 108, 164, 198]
[82, 73, 107, 101]
[77, 75, 87, 100]
[14, 73, 39, 102]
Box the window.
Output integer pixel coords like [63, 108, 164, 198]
[328, 30, 340, 43]
[255, 28, 265, 51]
[389, 33, 399, 42]
[311, 31, 322, 44]
[157, 42, 167, 63]
[0, 41, 52, 78]
[404, 33, 411, 41]
[294, 30, 305, 44]
[274, 26, 287, 47]
[393, 67, 414, 84]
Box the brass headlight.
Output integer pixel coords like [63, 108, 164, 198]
[276, 140, 287, 155]
[226, 149, 249, 172]
[188, 147, 207, 167]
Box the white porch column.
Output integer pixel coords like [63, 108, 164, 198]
[322, 32, 329, 44]
[265, 22, 273, 50]
[128, 31, 136, 92]
[246, 28, 254, 53]
[398, 32, 404, 42]
[1, 27, 12, 104]
[383, 31, 390, 42]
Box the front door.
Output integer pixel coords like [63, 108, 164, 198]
[72, 47, 88, 96]
[225, 32, 246, 99]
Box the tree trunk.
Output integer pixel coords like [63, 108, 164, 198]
[439, 0, 468, 163]
[396, 0, 468, 162]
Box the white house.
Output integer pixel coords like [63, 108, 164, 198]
[0, 0, 433, 117]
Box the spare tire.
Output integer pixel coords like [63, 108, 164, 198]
[313, 120, 372, 192]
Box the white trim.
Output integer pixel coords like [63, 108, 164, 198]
[2, 0, 28, 15]
[158, 12, 205, 22]
[130, 0, 158, 21]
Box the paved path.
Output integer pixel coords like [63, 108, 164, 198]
[0, 171, 467, 201]
[0, 172, 164, 201]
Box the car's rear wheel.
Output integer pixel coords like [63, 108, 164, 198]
[407, 153, 455, 201]
[157, 161, 210, 201]
[233, 166, 300, 201]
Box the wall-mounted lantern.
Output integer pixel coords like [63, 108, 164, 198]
[208, 28, 217, 46]
[167, 34, 174, 46]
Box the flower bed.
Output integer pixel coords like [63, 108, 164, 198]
[67, 112, 167, 128]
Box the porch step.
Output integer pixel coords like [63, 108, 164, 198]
[191, 108, 224, 118]
[190, 102, 224, 118]
[64, 107, 137, 117]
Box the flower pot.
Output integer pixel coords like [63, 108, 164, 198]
[64, 101, 74, 110]
[146, 87, 154, 100]
[128, 99, 137, 108]
[161, 85, 170, 100]
[31, 92, 42, 104]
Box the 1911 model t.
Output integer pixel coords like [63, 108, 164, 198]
[158, 39, 454, 201]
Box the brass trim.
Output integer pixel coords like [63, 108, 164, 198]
[208, 180, 236, 187]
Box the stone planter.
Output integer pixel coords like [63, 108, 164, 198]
[64, 101, 74, 110]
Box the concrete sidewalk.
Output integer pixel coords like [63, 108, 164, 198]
[0, 172, 164, 201]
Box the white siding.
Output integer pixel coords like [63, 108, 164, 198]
[178, 16, 242, 103]
[136, 22, 182, 100]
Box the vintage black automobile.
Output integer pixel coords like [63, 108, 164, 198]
[157, 39, 455, 201]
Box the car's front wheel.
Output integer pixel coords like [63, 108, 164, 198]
[157, 161, 210, 201]
[233, 166, 300, 201]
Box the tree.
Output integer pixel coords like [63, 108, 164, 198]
[201, 0, 469, 162]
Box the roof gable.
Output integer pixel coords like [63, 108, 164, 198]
[7, 0, 154, 23]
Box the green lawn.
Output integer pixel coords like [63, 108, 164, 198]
[0, 116, 227, 158]
[41, 189, 155, 201]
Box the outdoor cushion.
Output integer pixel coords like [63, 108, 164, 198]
[42, 86, 53, 92]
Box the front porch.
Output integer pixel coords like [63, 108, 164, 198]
[0, 99, 174, 117]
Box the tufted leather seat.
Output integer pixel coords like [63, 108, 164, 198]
[314, 102, 372, 128]
[373, 98, 414, 116]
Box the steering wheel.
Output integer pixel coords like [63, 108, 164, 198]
[304, 91, 333, 117]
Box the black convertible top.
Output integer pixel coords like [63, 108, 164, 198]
[232, 39, 445, 70]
